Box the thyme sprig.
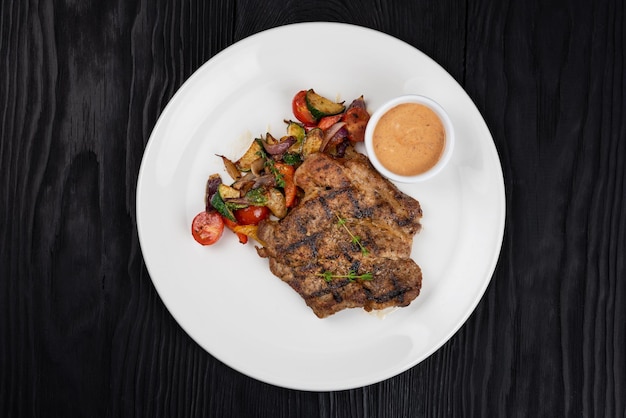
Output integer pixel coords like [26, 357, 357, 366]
[317, 270, 374, 283]
[335, 214, 370, 256]
[256, 138, 285, 188]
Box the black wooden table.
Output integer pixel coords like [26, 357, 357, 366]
[2, 1, 624, 417]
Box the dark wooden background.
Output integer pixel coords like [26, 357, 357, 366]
[1, 0, 624, 416]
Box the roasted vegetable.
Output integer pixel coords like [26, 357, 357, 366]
[210, 192, 236, 222]
[286, 121, 306, 143]
[261, 135, 297, 156]
[218, 155, 241, 180]
[236, 139, 263, 171]
[218, 183, 240, 200]
[266, 187, 287, 218]
[274, 162, 297, 207]
[193, 89, 371, 247]
[321, 122, 348, 153]
[301, 128, 324, 158]
[205, 174, 223, 212]
[317, 114, 343, 131]
[305, 89, 345, 119]
[342, 96, 370, 142]
[233, 224, 264, 246]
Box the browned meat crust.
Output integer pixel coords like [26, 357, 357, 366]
[257, 150, 422, 318]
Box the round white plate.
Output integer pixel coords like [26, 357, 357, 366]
[136, 22, 505, 391]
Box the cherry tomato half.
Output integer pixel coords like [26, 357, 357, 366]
[191, 211, 224, 245]
[292, 90, 317, 126]
[234, 205, 270, 225]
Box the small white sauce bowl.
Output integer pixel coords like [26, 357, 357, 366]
[364, 94, 455, 183]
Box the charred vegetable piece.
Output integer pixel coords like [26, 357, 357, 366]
[266, 187, 287, 218]
[233, 224, 263, 246]
[218, 155, 241, 180]
[261, 135, 297, 155]
[205, 174, 223, 212]
[252, 174, 277, 189]
[317, 114, 343, 131]
[249, 158, 265, 176]
[305, 89, 345, 119]
[321, 126, 349, 154]
[286, 121, 306, 143]
[264, 132, 279, 144]
[342, 96, 370, 142]
[301, 128, 324, 158]
[218, 183, 240, 200]
[236, 139, 263, 171]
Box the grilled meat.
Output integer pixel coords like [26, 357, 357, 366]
[257, 149, 422, 318]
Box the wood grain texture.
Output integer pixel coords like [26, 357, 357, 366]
[1, 0, 624, 417]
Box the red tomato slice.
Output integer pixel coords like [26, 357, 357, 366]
[292, 90, 317, 126]
[234, 205, 270, 225]
[191, 211, 224, 245]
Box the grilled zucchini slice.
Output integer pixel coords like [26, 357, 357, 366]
[286, 120, 306, 142]
[305, 89, 345, 119]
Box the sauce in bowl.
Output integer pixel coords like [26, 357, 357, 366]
[372, 103, 445, 176]
[364, 95, 454, 183]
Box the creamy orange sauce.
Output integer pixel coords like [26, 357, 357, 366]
[372, 103, 445, 176]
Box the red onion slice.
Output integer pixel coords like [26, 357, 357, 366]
[321, 122, 346, 151]
[261, 136, 297, 155]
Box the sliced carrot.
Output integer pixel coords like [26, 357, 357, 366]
[317, 114, 343, 131]
[274, 162, 297, 207]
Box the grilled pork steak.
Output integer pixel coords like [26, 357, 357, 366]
[257, 150, 422, 318]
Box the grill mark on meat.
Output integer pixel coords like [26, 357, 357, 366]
[363, 274, 406, 304]
[317, 195, 334, 219]
[364, 286, 407, 304]
[282, 233, 320, 260]
[310, 278, 351, 302]
[257, 150, 423, 318]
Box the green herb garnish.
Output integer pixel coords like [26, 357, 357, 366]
[244, 188, 268, 205]
[255, 138, 285, 188]
[282, 152, 302, 166]
[336, 214, 370, 256]
[317, 270, 374, 283]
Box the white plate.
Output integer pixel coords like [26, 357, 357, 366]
[136, 22, 505, 391]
